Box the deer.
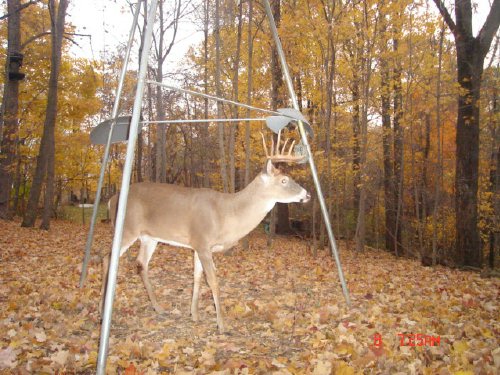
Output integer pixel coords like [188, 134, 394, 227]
[100, 132, 310, 333]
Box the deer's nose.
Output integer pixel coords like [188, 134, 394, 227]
[301, 192, 311, 203]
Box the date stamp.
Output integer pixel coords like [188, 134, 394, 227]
[372, 333, 441, 348]
[398, 333, 441, 347]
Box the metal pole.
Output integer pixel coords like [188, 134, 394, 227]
[79, 0, 142, 288]
[96, 1, 158, 373]
[262, 0, 351, 306]
[142, 118, 267, 124]
[147, 80, 283, 117]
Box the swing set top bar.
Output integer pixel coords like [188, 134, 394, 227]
[142, 117, 267, 124]
[148, 80, 282, 118]
[147, 80, 314, 137]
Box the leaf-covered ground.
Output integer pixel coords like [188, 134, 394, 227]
[0, 220, 498, 374]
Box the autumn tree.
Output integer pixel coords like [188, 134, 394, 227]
[22, 0, 69, 229]
[152, 0, 185, 183]
[433, 0, 500, 267]
[0, 0, 23, 219]
[270, 0, 293, 235]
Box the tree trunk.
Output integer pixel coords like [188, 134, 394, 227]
[136, 130, 143, 183]
[323, 1, 336, 249]
[202, 0, 210, 188]
[455, 48, 482, 266]
[12, 144, 22, 215]
[152, 0, 182, 183]
[146, 73, 155, 181]
[22, 0, 69, 229]
[488, 77, 499, 268]
[269, 0, 291, 235]
[242, 0, 254, 250]
[433, 0, 500, 267]
[380, 53, 395, 253]
[432, 23, 445, 265]
[354, 0, 375, 252]
[215, 0, 228, 192]
[354, 72, 371, 253]
[155, 80, 167, 182]
[0, 0, 22, 220]
[351, 80, 360, 223]
[244, 0, 254, 173]
[392, 33, 404, 256]
[229, 0, 243, 193]
[135, 0, 148, 183]
[155, 1, 167, 183]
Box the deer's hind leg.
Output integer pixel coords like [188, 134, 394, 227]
[136, 236, 162, 313]
[190, 251, 203, 321]
[99, 236, 136, 314]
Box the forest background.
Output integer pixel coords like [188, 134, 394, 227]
[0, 0, 499, 270]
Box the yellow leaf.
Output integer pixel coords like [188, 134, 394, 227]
[336, 342, 356, 357]
[156, 341, 175, 366]
[52, 301, 62, 310]
[312, 359, 331, 375]
[336, 362, 356, 375]
[452, 341, 469, 355]
[232, 302, 246, 316]
[481, 328, 493, 338]
[8, 301, 17, 311]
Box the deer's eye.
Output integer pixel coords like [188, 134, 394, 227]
[281, 177, 288, 185]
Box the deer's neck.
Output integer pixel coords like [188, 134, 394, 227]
[218, 175, 275, 243]
[236, 175, 275, 210]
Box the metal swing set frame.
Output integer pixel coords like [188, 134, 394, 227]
[77, 1, 351, 373]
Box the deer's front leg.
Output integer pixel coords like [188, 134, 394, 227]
[191, 251, 203, 321]
[99, 253, 110, 314]
[99, 240, 134, 314]
[198, 251, 225, 333]
[137, 237, 163, 313]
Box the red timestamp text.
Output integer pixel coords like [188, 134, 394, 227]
[398, 333, 441, 347]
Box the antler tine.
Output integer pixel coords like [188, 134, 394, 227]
[276, 129, 282, 156]
[288, 140, 296, 155]
[281, 138, 290, 155]
[261, 131, 306, 163]
[260, 131, 270, 158]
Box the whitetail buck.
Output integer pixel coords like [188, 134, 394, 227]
[100, 133, 310, 333]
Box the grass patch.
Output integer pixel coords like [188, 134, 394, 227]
[59, 203, 108, 225]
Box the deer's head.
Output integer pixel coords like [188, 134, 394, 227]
[260, 159, 311, 203]
[260, 131, 311, 204]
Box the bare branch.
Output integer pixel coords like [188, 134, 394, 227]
[21, 31, 51, 50]
[478, 0, 500, 58]
[0, 0, 42, 21]
[487, 33, 499, 69]
[432, 0, 457, 36]
[162, 0, 182, 60]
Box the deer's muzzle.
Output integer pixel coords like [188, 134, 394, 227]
[300, 191, 311, 203]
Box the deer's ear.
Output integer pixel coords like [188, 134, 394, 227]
[264, 159, 276, 176]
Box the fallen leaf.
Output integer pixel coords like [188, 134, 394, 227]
[312, 359, 331, 375]
[0, 348, 17, 369]
[50, 349, 69, 367]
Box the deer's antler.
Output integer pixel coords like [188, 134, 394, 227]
[260, 130, 306, 163]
